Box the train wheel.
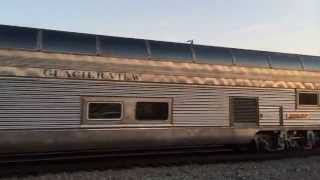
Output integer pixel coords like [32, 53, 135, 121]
[254, 133, 280, 152]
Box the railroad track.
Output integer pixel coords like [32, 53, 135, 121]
[0, 147, 320, 178]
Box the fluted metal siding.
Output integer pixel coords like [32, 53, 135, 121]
[259, 106, 281, 126]
[0, 76, 309, 129]
[284, 113, 320, 126]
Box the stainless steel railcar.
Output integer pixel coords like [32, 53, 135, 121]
[0, 24, 320, 154]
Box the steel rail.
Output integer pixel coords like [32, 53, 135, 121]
[0, 147, 320, 178]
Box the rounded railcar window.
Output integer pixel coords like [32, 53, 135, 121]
[298, 93, 318, 106]
[136, 102, 169, 120]
[88, 102, 122, 120]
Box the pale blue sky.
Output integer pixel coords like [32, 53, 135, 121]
[0, 0, 319, 55]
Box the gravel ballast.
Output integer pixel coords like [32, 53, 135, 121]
[2, 156, 320, 180]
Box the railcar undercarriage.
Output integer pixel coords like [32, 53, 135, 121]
[254, 130, 320, 152]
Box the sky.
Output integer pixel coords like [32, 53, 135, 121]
[0, 0, 319, 56]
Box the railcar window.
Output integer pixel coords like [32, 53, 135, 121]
[100, 36, 148, 59]
[136, 102, 169, 120]
[301, 55, 320, 71]
[298, 93, 318, 106]
[88, 102, 122, 120]
[194, 46, 233, 65]
[270, 54, 302, 70]
[232, 49, 269, 67]
[149, 41, 193, 61]
[0, 25, 38, 49]
[42, 30, 96, 54]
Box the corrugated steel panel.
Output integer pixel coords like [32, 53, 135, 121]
[259, 106, 281, 126]
[0, 76, 301, 129]
[283, 112, 320, 126]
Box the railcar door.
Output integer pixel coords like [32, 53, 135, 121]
[259, 106, 283, 126]
[230, 97, 259, 127]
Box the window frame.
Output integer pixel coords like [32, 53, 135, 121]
[81, 96, 172, 125]
[296, 90, 320, 109]
[82, 97, 125, 125]
[87, 101, 123, 121]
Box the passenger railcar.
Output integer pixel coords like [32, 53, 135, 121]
[0, 24, 320, 154]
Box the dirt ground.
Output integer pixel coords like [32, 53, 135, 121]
[2, 156, 320, 180]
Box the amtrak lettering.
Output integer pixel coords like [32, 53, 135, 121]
[287, 112, 311, 120]
[43, 69, 141, 81]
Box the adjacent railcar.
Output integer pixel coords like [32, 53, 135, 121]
[0, 24, 320, 154]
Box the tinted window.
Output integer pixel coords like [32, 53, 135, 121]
[232, 49, 269, 67]
[194, 46, 233, 65]
[88, 103, 122, 120]
[270, 53, 302, 70]
[301, 55, 320, 71]
[136, 102, 169, 120]
[43, 30, 96, 54]
[0, 25, 37, 49]
[149, 41, 193, 61]
[100, 36, 148, 58]
[298, 93, 318, 105]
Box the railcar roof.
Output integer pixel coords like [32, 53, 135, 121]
[0, 24, 319, 71]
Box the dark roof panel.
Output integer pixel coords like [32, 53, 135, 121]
[0, 24, 319, 72]
[194, 46, 233, 65]
[149, 41, 193, 61]
[42, 30, 96, 54]
[301, 55, 320, 71]
[270, 53, 302, 70]
[100, 36, 148, 59]
[232, 49, 269, 67]
[0, 25, 37, 49]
